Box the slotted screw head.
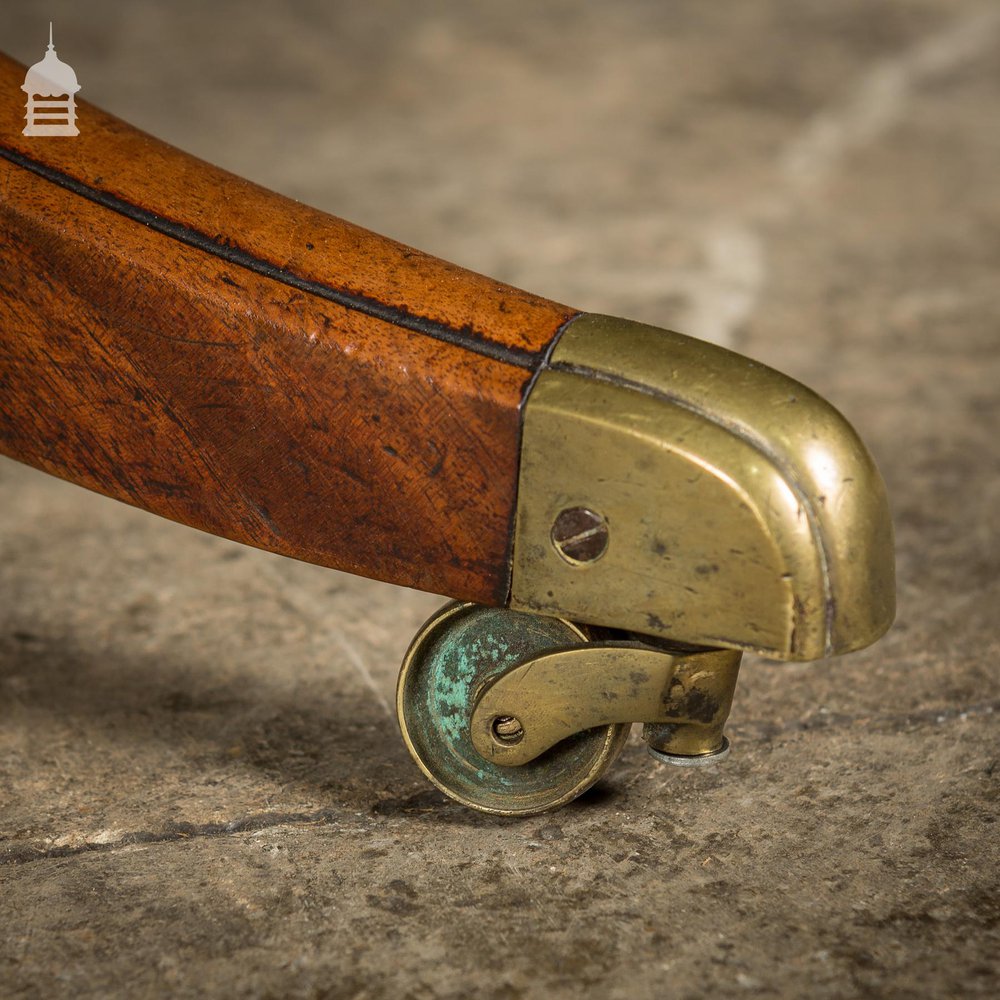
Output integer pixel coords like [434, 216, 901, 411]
[551, 507, 609, 564]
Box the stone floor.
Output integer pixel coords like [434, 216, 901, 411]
[1, 1, 998, 997]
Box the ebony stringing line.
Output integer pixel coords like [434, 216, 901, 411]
[0, 143, 541, 370]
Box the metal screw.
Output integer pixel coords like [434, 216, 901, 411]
[551, 507, 609, 564]
[491, 715, 524, 744]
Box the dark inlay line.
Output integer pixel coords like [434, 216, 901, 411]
[0, 143, 541, 370]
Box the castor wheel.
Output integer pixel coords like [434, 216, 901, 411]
[396, 602, 630, 816]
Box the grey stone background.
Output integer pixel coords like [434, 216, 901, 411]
[1, 1, 998, 997]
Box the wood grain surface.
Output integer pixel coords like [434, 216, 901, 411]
[0, 52, 577, 604]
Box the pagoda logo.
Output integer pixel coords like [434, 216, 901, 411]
[22, 23, 80, 137]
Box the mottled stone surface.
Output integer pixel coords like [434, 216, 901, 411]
[1, 2, 997, 997]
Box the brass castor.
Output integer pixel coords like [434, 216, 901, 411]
[396, 602, 630, 816]
[397, 601, 744, 815]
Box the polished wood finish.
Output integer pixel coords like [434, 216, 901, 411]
[0, 53, 576, 604]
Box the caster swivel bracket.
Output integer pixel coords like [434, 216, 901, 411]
[470, 641, 742, 766]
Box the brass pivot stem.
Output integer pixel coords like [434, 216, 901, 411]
[470, 641, 743, 767]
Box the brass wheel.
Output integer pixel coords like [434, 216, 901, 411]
[396, 602, 630, 816]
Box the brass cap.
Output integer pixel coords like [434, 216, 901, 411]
[509, 314, 895, 661]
